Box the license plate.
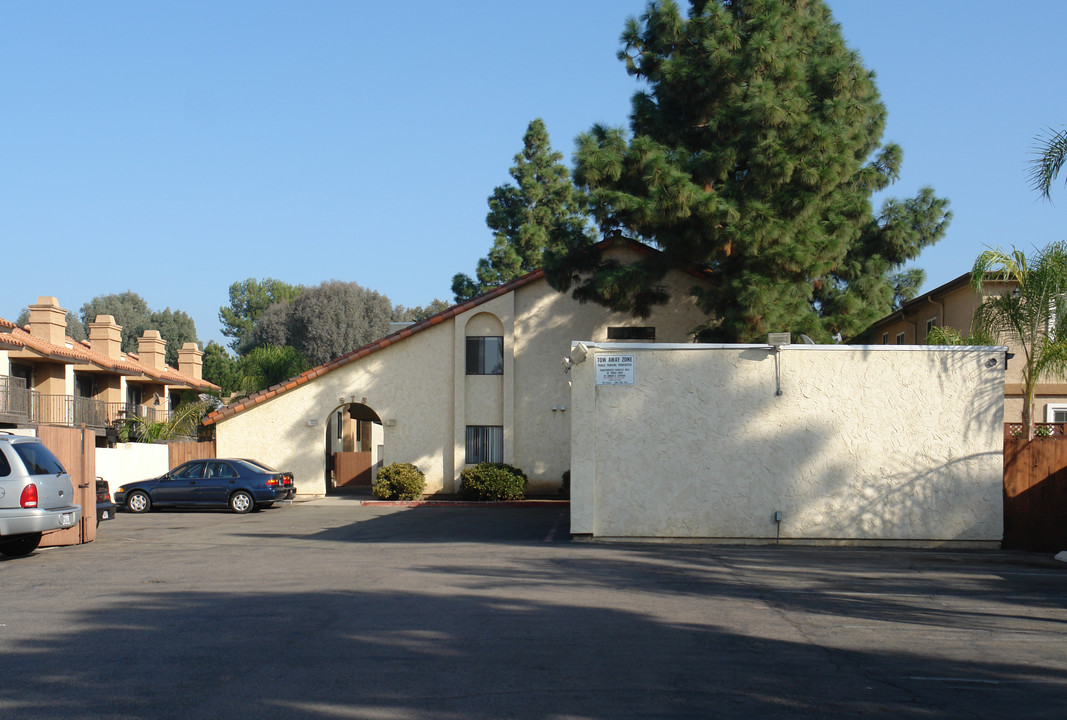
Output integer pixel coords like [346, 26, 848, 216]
[59, 512, 75, 526]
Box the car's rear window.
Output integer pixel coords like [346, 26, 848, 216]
[0, 448, 11, 477]
[13, 442, 67, 475]
[232, 460, 267, 474]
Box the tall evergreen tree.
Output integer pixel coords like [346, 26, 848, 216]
[453, 118, 591, 302]
[544, 0, 951, 342]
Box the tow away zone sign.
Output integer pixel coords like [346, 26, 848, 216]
[595, 354, 635, 386]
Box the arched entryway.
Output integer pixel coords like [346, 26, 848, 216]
[324, 402, 384, 495]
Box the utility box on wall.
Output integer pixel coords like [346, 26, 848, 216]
[568, 343, 1006, 545]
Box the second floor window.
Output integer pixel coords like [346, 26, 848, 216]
[466, 336, 503, 375]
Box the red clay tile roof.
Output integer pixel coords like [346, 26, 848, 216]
[203, 264, 546, 425]
[0, 317, 218, 392]
[203, 236, 712, 426]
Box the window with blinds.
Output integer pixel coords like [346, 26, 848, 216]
[465, 425, 503, 464]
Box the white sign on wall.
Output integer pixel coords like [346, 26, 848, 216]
[595, 354, 635, 386]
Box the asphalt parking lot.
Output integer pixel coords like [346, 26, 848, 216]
[2, 500, 1066, 720]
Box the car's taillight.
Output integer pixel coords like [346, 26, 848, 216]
[21, 484, 39, 508]
[265, 477, 280, 486]
[283, 477, 292, 485]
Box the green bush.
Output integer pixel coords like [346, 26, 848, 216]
[372, 462, 426, 500]
[459, 463, 527, 501]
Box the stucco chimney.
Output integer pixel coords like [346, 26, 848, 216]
[137, 330, 167, 371]
[28, 296, 68, 345]
[177, 342, 203, 381]
[88, 315, 123, 359]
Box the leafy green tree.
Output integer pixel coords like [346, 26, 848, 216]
[243, 280, 393, 366]
[392, 299, 451, 323]
[15, 308, 86, 342]
[236, 345, 311, 394]
[971, 242, 1067, 438]
[201, 341, 241, 396]
[79, 291, 198, 361]
[78, 291, 152, 350]
[219, 278, 302, 355]
[544, 0, 951, 342]
[453, 118, 591, 302]
[148, 308, 198, 365]
[1028, 127, 1067, 201]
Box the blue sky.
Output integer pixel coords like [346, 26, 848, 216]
[3, 1, 1066, 348]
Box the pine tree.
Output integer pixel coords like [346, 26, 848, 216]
[544, 0, 951, 342]
[453, 118, 590, 302]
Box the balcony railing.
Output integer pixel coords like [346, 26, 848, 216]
[0, 376, 169, 430]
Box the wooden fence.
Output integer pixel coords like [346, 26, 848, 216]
[1003, 435, 1067, 551]
[168, 440, 216, 468]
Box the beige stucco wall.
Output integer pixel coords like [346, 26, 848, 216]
[570, 344, 1006, 545]
[215, 263, 712, 498]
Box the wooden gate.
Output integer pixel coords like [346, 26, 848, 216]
[38, 426, 96, 547]
[334, 451, 373, 487]
[168, 440, 216, 468]
[1003, 435, 1067, 551]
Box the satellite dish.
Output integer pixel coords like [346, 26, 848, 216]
[800, 334, 816, 345]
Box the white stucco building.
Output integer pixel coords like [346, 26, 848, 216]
[204, 241, 712, 497]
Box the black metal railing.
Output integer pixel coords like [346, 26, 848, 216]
[0, 375, 170, 430]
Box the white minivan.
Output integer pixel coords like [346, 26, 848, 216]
[0, 434, 81, 558]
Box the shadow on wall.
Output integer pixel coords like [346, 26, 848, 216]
[582, 346, 1003, 542]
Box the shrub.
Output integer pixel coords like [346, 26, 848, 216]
[459, 463, 527, 501]
[372, 462, 426, 500]
[560, 470, 570, 498]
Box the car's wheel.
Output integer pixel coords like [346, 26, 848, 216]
[0, 533, 42, 558]
[230, 490, 254, 514]
[127, 491, 152, 514]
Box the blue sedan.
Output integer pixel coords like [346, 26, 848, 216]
[115, 459, 297, 514]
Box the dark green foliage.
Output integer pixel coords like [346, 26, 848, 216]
[149, 308, 198, 365]
[15, 308, 86, 342]
[459, 463, 527, 501]
[201, 341, 241, 395]
[236, 344, 310, 394]
[454, 118, 592, 302]
[392, 299, 452, 323]
[78, 291, 199, 364]
[544, 0, 951, 343]
[372, 462, 426, 501]
[243, 280, 394, 366]
[219, 278, 303, 355]
[889, 268, 926, 311]
[79, 291, 152, 351]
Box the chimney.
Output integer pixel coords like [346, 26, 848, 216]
[137, 330, 167, 371]
[88, 315, 123, 359]
[177, 342, 203, 381]
[28, 296, 68, 345]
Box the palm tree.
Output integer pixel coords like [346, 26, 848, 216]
[1028, 128, 1067, 201]
[118, 399, 215, 442]
[971, 241, 1067, 438]
[237, 345, 310, 394]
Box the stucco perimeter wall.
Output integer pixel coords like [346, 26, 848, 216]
[216, 319, 457, 498]
[570, 344, 1006, 544]
[97, 443, 169, 494]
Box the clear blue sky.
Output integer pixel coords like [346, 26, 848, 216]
[3, 1, 1066, 349]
